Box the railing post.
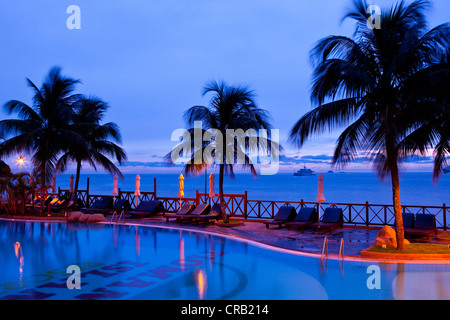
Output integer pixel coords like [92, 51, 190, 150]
[244, 191, 248, 219]
[444, 203, 447, 231]
[300, 199, 304, 208]
[365, 201, 369, 227]
[86, 177, 90, 206]
[348, 204, 352, 224]
[258, 201, 261, 218]
[196, 190, 199, 206]
[154, 178, 157, 200]
[272, 201, 275, 219]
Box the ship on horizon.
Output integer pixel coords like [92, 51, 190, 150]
[293, 165, 316, 176]
[444, 166, 450, 174]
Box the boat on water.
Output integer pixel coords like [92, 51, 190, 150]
[444, 167, 450, 174]
[293, 165, 316, 176]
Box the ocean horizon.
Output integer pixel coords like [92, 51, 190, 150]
[50, 171, 450, 207]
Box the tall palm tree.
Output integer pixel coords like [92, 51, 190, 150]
[168, 80, 279, 223]
[289, 0, 450, 250]
[0, 67, 83, 188]
[56, 96, 127, 206]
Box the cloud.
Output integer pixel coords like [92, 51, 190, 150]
[119, 161, 177, 168]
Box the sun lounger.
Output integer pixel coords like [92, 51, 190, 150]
[285, 207, 318, 231]
[176, 203, 211, 223]
[127, 200, 164, 218]
[193, 203, 222, 224]
[50, 198, 69, 212]
[311, 207, 344, 231]
[94, 199, 131, 215]
[164, 203, 195, 222]
[83, 197, 114, 213]
[404, 214, 437, 239]
[402, 213, 415, 229]
[263, 206, 297, 229]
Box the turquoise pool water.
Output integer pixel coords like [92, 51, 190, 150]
[1, 219, 450, 300]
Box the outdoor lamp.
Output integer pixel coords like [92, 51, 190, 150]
[18, 155, 24, 173]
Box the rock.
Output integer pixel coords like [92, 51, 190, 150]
[87, 214, 106, 223]
[67, 211, 83, 222]
[78, 214, 90, 223]
[373, 225, 410, 248]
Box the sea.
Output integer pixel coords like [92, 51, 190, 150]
[52, 171, 450, 207]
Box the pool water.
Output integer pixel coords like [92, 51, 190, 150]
[1, 220, 450, 300]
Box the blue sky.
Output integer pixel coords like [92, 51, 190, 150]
[1, 0, 449, 175]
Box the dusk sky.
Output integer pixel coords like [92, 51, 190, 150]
[1, 0, 449, 175]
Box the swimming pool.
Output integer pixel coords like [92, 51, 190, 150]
[1, 219, 450, 300]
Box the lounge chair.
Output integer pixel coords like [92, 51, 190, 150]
[127, 200, 164, 218]
[193, 203, 222, 224]
[311, 207, 344, 231]
[94, 199, 132, 215]
[164, 203, 195, 222]
[402, 213, 415, 229]
[83, 197, 114, 213]
[285, 207, 318, 231]
[50, 198, 69, 212]
[404, 214, 437, 239]
[263, 206, 297, 229]
[176, 203, 211, 223]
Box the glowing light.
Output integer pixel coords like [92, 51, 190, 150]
[17, 155, 24, 173]
[14, 242, 24, 286]
[14, 241, 21, 258]
[195, 269, 207, 300]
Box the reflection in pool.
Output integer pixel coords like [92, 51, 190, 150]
[0, 220, 450, 300]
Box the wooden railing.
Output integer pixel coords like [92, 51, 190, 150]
[58, 178, 449, 230]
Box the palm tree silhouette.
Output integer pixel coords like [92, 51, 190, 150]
[0, 67, 82, 188]
[289, 0, 450, 250]
[56, 96, 127, 206]
[168, 80, 279, 223]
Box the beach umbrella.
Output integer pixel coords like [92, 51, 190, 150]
[177, 174, 184, 209]
[134, 174, 141, 207]
[177, 174, 185, 198]
[112, 174, 118, 203]
[316, 173, 326, 222]
[209, 173, 215, 199]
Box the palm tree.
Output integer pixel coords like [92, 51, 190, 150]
[168, 80, 279, 223]
[289, 0, 450, 250]
[0, 67, 83, 188]
[56, 96, 127, 206]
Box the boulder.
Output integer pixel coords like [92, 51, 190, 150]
[78, 214, 90, 223]
[67, 211, 83, 222]
[87, 213, 106, 223]
[373, 225, 410, 248]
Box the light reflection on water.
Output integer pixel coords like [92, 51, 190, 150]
[0, 220, 450, 300]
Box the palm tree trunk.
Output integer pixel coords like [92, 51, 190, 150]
[385, 115, 405, 251]
[73, 160, 82, 209]
[390, 159, 405, 251]
[40, 140, 49, 216]
[219, 163, 228, 223]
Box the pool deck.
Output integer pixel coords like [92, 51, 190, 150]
[114, 216, 381, 256]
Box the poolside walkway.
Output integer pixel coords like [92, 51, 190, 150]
[112, 216, 380, 256]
